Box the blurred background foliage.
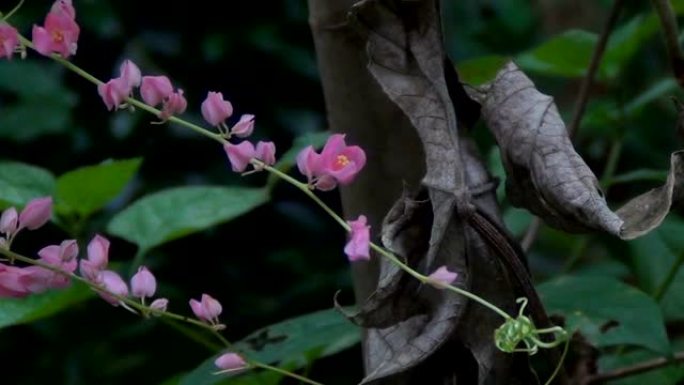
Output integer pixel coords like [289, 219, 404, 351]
[1, 0, 684, 384]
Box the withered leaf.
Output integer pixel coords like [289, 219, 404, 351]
[470, 62, 684, 239]
[348, 2, 541, 384]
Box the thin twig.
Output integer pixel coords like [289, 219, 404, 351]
[650, 0, 684, 86]
[520, 0, 624, 252]
[586, 351, 684, 384]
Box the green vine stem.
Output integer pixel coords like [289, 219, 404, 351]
[0, 246, 323, 385]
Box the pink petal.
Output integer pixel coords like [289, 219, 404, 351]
[98, 77, 129, 111]
[140, 76, 173, 106]
[18, 196, 52, 231]
[255, 141, 276, 166]
[201, 293, 223, 320]
[150, 298, 168, 313]
[224, 141, 256, 172]
[159, 89, 187, 120]
[98, 270, 129, 306]
[86, 234, 110, 270]
[131, 266, 156, 299]
[189, 298, 206, 320]
[0, 207, 18, 235]
[295, 146, 321, 181]
[201, 91, 233, 127]
[31, 25, 53, 56]
[119, 59, 141, 89]
[427, 266, 458, 289]
[59, 239, 79, 262]
[230, 114, 254, 138]
[214, 352, 247, 371]
[0, 24, 19, 59]
[50, 0, 76, 19]
[344, 215, 370, 261]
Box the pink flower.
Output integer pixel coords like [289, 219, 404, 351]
[150, 298, 169, 313]
[427, 266, 458, 289]
[0, 207, 18, 235]
[32, 11, 80, 58]
[20, 240, 78, 293]
[189, 293, 222, 324]
[18, 196, 52, 231]
[98, 77, 129, 111]
[81, 234, 109, 281]
[0, 23, 19, 60]
[140, 76, 173, 106]
[224, 141, 256, 172]
[230, 114, 255, 138]
[0, 263, 31, 297]
[214, 352, 247, 372]
[119, 60, 141, 89]
[296, 134, 366, 191]
[255, 141, 276, 166]
[201, 91, 233, 127]
[97, 270, 129, 306]
[159, 89, 187, 120]
[131, 266, 156, 299]
[344, 215, 370, 262]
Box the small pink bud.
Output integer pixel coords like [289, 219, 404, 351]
[140, 75, 173, 106]
[59, 239, 79, 262]
[255, 141, 276, 166]
[86, 234, 109, 270]
[230, 114, 254, 138]
[98, 270, 129, 306]
[427, 266, 458, 289]
[32, 11, 80, 58]
[18, 196, 52, 231]
[224, 141, 256, 173]
[214, 352, 247, 372]
[201, 91, 233, 127]
[98, 77, 129, 111]
[189, 293, 222, 323]
[0, 263, 32, 297]
[344, 215, 371, 262]
[80, 259, 100, 282]
[0, 207, 18, 235]
[150, 298, 169, 313]
[296, 146, 321, 181]
[0, 23, 19, 60]
[119, 59, 141, 89]
[159, 89, 187, 120]
[131, 266, 156, 299]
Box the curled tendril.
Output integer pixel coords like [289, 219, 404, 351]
[494, 298, 568, 355]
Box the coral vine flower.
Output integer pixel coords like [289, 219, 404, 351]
[189, 293, 222, 324]
[0, 207, 18, 235]
[80, 234, 110, 282]
[224, 141, 276, 172]
[97, 270, 129, 306]
[98, 60, 142, 111]
[18, 197, 53, 231]
[0, 23, 19, 59]
[51, 0, 76, 19]
[215, 352, 247, 372]
[21, 240, 78, 292]
[159, 89, 187, 120]
[296, 134, 366, 191]
[201, 91, 233, 127]
[140, 76, 173, 106]
[344, 215, 370, 262]
[32, 6, 80, 58]
[131, 266, 156, 299]
[427, 266, 458, 289]
[231, 114, 255, 138]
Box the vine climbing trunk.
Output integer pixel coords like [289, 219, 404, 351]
[308, 1, 553, 384]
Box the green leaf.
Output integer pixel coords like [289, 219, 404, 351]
[516, 30, 596, 78]
[0, 161, 56, 209]
[56, 158, 142, 217]
[266, 131, 329, 188]
[178, 308, 360, 385]
[538, 276, 670, 354]
[0, 283, 92, 329]
[628, 215, 684, 321]
[606, 169, 668, 186]
[599, 347, 684, 385]
[107, 186, 269, 251]
[457, 55, 509, 86]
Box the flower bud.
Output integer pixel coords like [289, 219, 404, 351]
[189, 293, 222, 323]
[214, 352, 247, 372]
[131, 266, 156, 299]
[230, 114, 254, 138]
[150, 298, 168, 313]
[119, 59, 141, 89]
[98, 270, 129, 306]
[140, 75, 173, 106]
[18, 197, 52, 231]
[427, 266, 457, 289]
[159, 89, 187, 120]
[0, 207, 18, 235]
[255, 141, 276, 167]
[224, 141, 256, 173]
[201, 91, 233, 127]
[0, 23, 19, 60]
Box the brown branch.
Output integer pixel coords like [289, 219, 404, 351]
[651, 0, 684, 86]
[520, 0, 624, 251]
[585, 351, 684, 384]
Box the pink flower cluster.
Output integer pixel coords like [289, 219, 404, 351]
[297, 134, 366, 191]
[98, 60, 187, 120]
